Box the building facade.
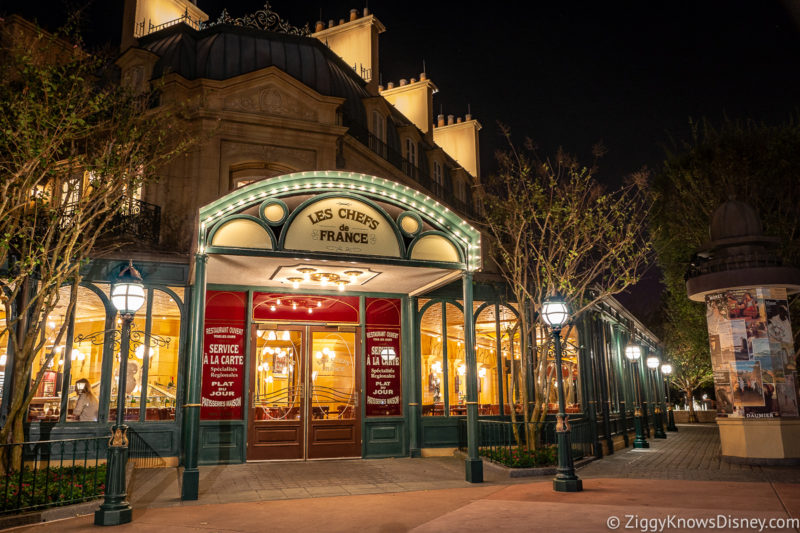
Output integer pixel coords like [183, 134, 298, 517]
[0, 1, 664, 469]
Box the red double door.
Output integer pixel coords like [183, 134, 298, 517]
[246, 325, 361, 460]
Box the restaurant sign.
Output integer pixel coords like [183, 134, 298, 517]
[365, 328, 402, 416]
[283, 197, 401, 257]
[201, 291, 247, 420]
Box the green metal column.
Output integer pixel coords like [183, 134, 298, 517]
[182, 253, 207, 500]
[462, 272, 482, 483]
[407, 297, 421, 457]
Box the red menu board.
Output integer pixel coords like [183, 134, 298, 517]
[201, 291, 246, 420]
[365, 298, 402, 417]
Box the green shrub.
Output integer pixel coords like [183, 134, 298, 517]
[0, 464, 106, 513]
[479, 445, 558, 468]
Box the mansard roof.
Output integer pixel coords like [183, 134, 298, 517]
[139, 23, 369, 125]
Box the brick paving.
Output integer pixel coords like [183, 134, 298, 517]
[125, 423, 800, 510]
[581, 423, 800, 483]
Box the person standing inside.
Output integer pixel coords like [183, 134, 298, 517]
[72, 378, 99, 421]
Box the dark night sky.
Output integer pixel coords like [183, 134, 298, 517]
[4, 0, 800, 323]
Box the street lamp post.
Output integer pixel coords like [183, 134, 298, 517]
[624, 342, 649, 448]
[540, 295, 582, 493]
[661, 363, 678, 432]
[647, 356, 667, 439]
[95, 262, 144, 526]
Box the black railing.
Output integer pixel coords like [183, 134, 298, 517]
[127, 428, 168, 469]
[458, 418, 595, 464]
[348, 122, 477, 218]
[107, 197, 161, 244]
[0, 437, 107, 515]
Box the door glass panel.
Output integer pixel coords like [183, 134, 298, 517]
[253, 329, 302, 421]
[311, 331, 356, 420]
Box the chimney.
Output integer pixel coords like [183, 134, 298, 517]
[433, 113, 483, 178]
[420, 72, 427, 80]
[447, 115, 454, 125]
[437, 114, 445, 127]
[313, 9, 386, 94]
[315, 20, 325, 32]
[399, 78, 407, 86]
[387, 81, 395, 89]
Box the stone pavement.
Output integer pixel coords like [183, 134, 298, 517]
[581, 424, 800, 483]
[8, 424, 800, 532]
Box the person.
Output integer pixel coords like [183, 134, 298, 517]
[72, 378, 98, 421]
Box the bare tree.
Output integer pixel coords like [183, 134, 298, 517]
[476, 130, 652, 449]
[0, 17, 195, 470]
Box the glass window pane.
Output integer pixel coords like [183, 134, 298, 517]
[109, 292, 148, 422]
[311, 331, 356, 420]
[446, 303, 465, 416]
[420, 301, 444, 416]
[475, 304, 509, 416]
[254, 329, 302, 421]
[544, 324, 581, 413]
[28, 285, 72, 422]
[502, 316, 522, 415]
[144, 290, 181, 421]
[68, 286, 108, 422]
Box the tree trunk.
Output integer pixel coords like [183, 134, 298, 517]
[685, 388, 698, 423]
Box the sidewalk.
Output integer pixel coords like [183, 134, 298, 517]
[9, 425, 800, 532]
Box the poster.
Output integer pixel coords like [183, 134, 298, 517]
[706, 289, 799, 418]
[201, 291, 247, 420]
[365, 328, 402, 416]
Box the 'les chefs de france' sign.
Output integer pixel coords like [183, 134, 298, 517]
[283, 197, 401, 257]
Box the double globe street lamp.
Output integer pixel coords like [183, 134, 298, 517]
[661, 363, 678, 432]
[646, 356, 667, 439]
[624, 342, 649, 448]
[95, 261, 145, 526]
[540, 294, 582, 493]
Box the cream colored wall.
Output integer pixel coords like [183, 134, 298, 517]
[380, 77, 437, 135]
[135, 0, 207, 30]
[313, 15, 385, 94]
[433, 120, 482, 179]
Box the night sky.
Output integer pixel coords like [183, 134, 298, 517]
[4, 0, 800, 323]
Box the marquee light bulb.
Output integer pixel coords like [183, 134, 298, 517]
[293, 281, 300, 289]
[292, 302, 297, 310]
[338, 281, 346, 291]
[317, 300, 322, 307]
[276, 299, 281, 305]
[270, 305, 276, 311]
[308, 307, 313, 314]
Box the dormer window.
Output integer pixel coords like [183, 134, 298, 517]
[405, 138, 417, 166]
[433, 161, 443, 186]
[371, 110, 386, 142]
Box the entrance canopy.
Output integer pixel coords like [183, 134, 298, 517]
[197, 171, 482, 294]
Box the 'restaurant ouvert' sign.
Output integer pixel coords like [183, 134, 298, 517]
[283, 197, 401, 257]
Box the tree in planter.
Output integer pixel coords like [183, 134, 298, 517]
[476, 131, 652, 450]
[650, 117, 800, 415]
[0, 17, 195, 471]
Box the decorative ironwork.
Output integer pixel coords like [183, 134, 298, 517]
[107, 196, 161, 244]
[206, 2, 311, 36]
[74, 327, 171, 358]
[109, 427, 129, 447]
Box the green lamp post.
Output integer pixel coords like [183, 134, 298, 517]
[540, 294, 582, 493]
[624, 342, 649, 449]
[661, 363, 678, 432]
[647, 355, 667, 439]
[95, 262, 144, 526]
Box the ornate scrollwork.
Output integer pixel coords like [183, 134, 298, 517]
[207, 2, 311, 36]
[74, 326, 171, 359]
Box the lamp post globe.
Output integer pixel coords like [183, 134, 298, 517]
[540, 295, 582, 492]
[661, 363, 678, 432]
[647, 356, 667, 439]
[625, 341, 649, 448]
[95, 261, 142, 526]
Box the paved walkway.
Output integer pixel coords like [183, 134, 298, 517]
[9, 425, 800, 532]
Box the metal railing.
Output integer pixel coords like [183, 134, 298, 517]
[0, 436, 107, 515]
[107, 197, 161, 244]
[347, 122, 478, 219]
[458, 418, 595, 465]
